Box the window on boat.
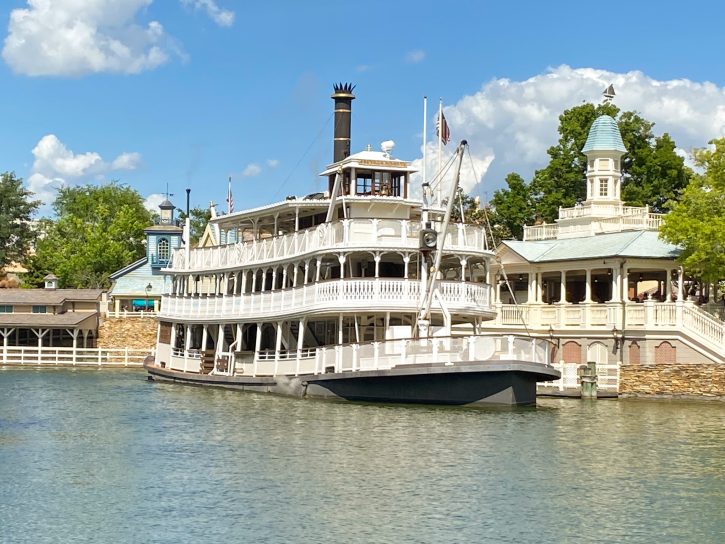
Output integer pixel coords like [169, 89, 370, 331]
[356, 173, 373, 195]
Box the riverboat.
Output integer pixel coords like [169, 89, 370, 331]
[145, 84, 560, 405]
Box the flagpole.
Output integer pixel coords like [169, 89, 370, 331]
[422, 96, 428, 223]
[437, 98, 443, 206]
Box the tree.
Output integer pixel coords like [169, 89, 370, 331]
[0, 172, 39, 270]
[492, 102, 691, 233]
[489, 173, 535, 241]
[27, 183, 152, 288]
[178, 206, 211, 246]
[661, 138, 725, 283]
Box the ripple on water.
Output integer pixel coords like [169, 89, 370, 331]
[0, 369, 723, 543]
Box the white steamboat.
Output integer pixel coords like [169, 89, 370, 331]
[145, 84, 559, 405]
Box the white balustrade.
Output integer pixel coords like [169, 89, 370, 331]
[495, 302, 724, 358]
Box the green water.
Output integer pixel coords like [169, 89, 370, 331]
[0, 368, 723, 543]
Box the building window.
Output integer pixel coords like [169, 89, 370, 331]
[32, 305, 47, 314]
[0, 305, 12, 313]
[562, 341, 582, 364]
[599, 158, 610, 169]
[158, 238, 170, 262]
[655, 341, 676, 364]
[599, 178, 608, 197]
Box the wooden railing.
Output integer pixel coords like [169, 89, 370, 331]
[0, 346, 152, 367]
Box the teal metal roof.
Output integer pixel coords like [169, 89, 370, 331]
[582, 115, 626, 153]
[502, 231, 680, 263]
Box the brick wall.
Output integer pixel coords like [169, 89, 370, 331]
[620, 363, 725, 399]
[97, 317, 157, 350]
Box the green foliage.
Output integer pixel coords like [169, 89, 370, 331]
[178, 206, 211, 245]
[0, 172, 39, 270]
[489, 173, 535, 241]
[661, 138, 725, 282]
[27, 183, 152, 288]
[529, 102, 619, 221]
[488, 102, 691, 238]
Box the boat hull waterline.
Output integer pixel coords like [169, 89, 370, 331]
[144, 359, 561, 406]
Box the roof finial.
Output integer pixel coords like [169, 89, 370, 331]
[603, 84, 615, 104]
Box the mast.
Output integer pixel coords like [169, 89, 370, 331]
[417, 140, 467, 336]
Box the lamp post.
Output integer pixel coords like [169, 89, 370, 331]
[612, 325, 621, 354]
[145, 283, 153, 313]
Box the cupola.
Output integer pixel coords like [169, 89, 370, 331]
[582, 115, 626, 204]
[159, 199, 176, 225]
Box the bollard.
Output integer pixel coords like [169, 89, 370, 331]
[578, 361, 598, 398]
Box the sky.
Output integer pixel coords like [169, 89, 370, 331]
[1, 0, 724, 216]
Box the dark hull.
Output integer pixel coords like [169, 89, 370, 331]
[145, 359, 560, 406]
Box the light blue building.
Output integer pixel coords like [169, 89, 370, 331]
[108, 199, 183, 315]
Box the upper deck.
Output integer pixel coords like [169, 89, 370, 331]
[167, 217, 490, 273]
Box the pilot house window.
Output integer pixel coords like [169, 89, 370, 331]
[356, 174, 372, 195]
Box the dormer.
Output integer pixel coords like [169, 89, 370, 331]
[582, 115, 627, 205]
[44, 273, 59, 290]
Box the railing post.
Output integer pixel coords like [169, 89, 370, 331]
[124, 347, 129, 367]
[373, 342, 379, 370]
[98, 348, 102, 366]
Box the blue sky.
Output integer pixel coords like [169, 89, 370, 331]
[1, 0, 724, 216]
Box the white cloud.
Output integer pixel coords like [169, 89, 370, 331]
[27, 134, 142, 212]
[143, 193, 165, 212]
[434, 65, 725, 198]
[3, 0, 171, 76]
[180, 0, 234, 26]
[242, 163, 262, 177]
[405, 49, 425, 64]
[266, 159, 279, 168]
[111, 152, 142, 170]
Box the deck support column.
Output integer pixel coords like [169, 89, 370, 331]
[296, 317, 306, 376]
[252, 323, 262, 377]
[273, 321, 283, 375]
[584, 269, 592, 303]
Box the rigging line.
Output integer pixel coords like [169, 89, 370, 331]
[426, 152, 458, 197]
[273, 112, 333, 198]
[464, 146, 533, 338]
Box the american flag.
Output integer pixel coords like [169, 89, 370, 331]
[436, 111, 451, 145]
[226, 176, 234, 213]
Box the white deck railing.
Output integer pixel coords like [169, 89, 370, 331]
[0, 346, 152, 367]
[161, 334, 553, 378]
[168, 219, 489, 272]
[160, 279, 490, 321]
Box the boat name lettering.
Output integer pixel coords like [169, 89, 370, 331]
[358, 159, 407, 168]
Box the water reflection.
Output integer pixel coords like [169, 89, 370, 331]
[0, 369, 723, 543]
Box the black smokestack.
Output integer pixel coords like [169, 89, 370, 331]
[332, 83, 355, 163]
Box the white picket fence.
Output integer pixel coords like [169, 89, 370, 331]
[0, 346, 152, 367]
